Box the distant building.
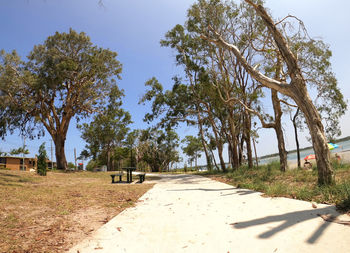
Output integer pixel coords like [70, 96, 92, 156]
[0, 156, 56, 171]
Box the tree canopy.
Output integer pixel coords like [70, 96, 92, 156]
[0, 29, 122, 170]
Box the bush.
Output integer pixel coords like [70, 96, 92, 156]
[67, 162, 76, 170]
[85, 160, 98, 172]
[37, 143, 47, 176]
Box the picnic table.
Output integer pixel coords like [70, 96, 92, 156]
[122, 167, 136, 183]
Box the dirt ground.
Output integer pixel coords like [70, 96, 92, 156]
[0, 170, 153, 253]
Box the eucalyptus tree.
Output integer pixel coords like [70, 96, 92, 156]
[139, 128, 180, 172]
[183, 0, 290, 171]
[161, 24, 240, 171]
[200, 0, 346, 184]
[140, 77, 216, 171]
[182, 135, 203, 170]
[163, 1, 271, 170]
[0, 29, 122, 170]
[78, 87, 131, 171]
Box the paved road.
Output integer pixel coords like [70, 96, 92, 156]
[70, 174, 350, 253]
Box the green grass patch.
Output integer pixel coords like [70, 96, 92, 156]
[202, 161, 350, 213]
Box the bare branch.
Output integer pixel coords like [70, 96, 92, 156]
[279, 99, 297, 108]
[201, 29, 292, 97]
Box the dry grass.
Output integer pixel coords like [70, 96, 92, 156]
[0, 170, 153, 253]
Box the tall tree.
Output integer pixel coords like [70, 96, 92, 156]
[139, 128, 180, 172]
[78, 87, 131, 171]
[201, 0, 346, 184]
[182, 135, 203, 170]
[0, 29, 122, 170]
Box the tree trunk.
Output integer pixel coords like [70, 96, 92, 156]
[217, 145, 226, 172]
[244, 112, 254, 168]
[228, 111, 239, 169]
[292, 108, 301, 169]
[271, 90, 288, 171]
[293, 88, 333, 184]
[252, 137, 259, 168]
[53, 134, 67, 170]
[107, 149, 111, 171]
[238, 135, 243, 166]
[210, 148, 219, 170]
[203, 0, 333, 183]
[197, 113, 213, 171]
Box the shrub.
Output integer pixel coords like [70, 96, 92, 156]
[37, 143, 47, 176]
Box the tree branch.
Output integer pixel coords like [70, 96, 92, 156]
[201, 30, 292, 97]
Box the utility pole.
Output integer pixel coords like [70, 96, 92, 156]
[50, 139, 53, 170]
[22, 136, 25, 171]
[74, 148, 77, 171]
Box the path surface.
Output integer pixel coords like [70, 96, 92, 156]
[70, 174, 350, 253]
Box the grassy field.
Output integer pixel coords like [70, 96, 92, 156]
[0, 170, 153, 253]
[200, 161, 350, 213]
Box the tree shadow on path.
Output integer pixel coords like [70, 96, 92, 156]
[232, 206, 341, 244]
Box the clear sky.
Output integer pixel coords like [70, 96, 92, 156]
[0, 0, 349, 165]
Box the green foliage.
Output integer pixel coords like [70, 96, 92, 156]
[0, 29, 123, 170]
[9, 147, 29, 156]
[182, 135, 203, 167]
[139, 128, 180, 172]
[67, 162, 76, 170]
[78, 86, 131, 170]
[85, 160, 98, 172]
[37, 143, 47, 176]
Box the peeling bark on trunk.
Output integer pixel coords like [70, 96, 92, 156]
[292, 87, 332, 184]
[247, 1, 332, 184]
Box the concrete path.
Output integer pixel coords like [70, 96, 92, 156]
[70, 174, 350, 253]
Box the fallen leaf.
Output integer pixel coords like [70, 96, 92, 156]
[312, 203, 317, 208]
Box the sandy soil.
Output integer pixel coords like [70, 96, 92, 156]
[69, 174, 350, 253]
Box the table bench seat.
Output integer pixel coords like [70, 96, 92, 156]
[110, 173, 123, 183]
[138, 173, 146, 183]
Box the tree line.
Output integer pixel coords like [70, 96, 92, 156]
[0, 0, 347, 185]
[141, 0, 346, 184]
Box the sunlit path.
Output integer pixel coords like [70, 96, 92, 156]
[70, 174, 350, 253]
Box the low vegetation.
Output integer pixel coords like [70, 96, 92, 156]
[0, 170, 153, 252]
[201, 161, 350, 213]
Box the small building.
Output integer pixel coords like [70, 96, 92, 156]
[0, 156, 37, 171]
[0, 156, 56, 171]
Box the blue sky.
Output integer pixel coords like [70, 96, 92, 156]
[0, 0, 349, 165]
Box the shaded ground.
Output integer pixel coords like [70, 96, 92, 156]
[70, 174, 350, 253]
[0, 170, 153, 252]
